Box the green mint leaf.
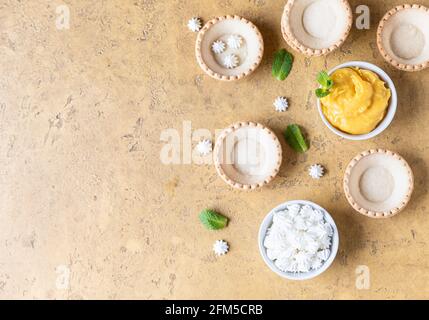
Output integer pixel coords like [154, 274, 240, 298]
[315, 88, 330, 98]
[272, 49, 286, 78]
[272, 49, 293, 81]
[278, 51, 293, 80]
[316, 71, 330, 87]
[199, 209, 228, 230]
[316, 71, 333, 98]
[284, 124, 309, 153]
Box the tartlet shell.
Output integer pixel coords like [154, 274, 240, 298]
[281, 0, 353, 57]
[377, 4, 429, 72]
[343, 149, 414, 219]
[214, 122, 282, 190]
[195, 15, 264, 81]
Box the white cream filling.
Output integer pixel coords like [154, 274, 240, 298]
[381, 8, 429, 64]
[288, 0, 349, 49]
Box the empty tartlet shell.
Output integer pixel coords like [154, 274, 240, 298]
[377, 4, 429, 72]
[195, 15, 264, 81]
[343, 149, 414, 219]
[281, 0, 353, 57]
[214, 122, 282, 190]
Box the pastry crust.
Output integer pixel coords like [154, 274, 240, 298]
[343, 149, 414, 219]
[377, 4, 429, 72]
[195, 15, 264, 81]
[281, 0, 353, 57]
[214, 122, 282, 190]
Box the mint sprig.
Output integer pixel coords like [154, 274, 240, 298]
[284, 124, 309, 153]
[315, 88, 331, 98]
[272, 49, 294, 81]
[199, 209, 228, 230]
[315, 71, 333, 98]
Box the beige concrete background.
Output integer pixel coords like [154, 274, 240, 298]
[0, 0, 428, 299]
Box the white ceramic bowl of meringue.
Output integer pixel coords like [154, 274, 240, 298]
[258, 200, 339, 280]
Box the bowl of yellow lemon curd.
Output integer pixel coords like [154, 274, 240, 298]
[317, 61, 397, 141]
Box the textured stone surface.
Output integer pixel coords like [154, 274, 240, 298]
[0, 0, 428, 299]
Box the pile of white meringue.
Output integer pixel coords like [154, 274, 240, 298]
[211, 35, 244, 69]
[263, 204, 334, 273]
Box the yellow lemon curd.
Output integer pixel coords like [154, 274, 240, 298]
[321, 68, 391, 135]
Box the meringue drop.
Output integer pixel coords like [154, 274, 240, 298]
[196, 139, 212, 156]
[309, 164, 325, 179]
[273, 97, 289, 112]
[213, 240, 229, 256]
[211, 40, 226, 54]
[187, 17, 202, 32]
[223, 54, 239, 69]
[227, 34, 243, 49]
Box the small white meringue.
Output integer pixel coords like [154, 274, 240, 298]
[311, 257, 323, 270]
[304, 239, 320, 255]
[317, 249, 331, 261]
[196, 139, 212, 156]
[223, 54, 239, 69]
[310, 209, 325, 223]
[319, 235, 332, 249]
[273, 96, 289, 112]
[294, 216, 307, 231]
[288, 204, 301, 215]
[309, 164, 325, 179]
[300, 205, 314, 219]
[213, 240, 229, 256]
[272, 213, 293, 230]
[274, 257, 290, 273]
[266, 248, 281, 261]
[211, 40, 226, 54]
[187, 17, 202, 32]
[296, 252, 312, 273]
[323, 222, 334, 236]
[227, 34, 243, 49]
[308, 224, 327, 239]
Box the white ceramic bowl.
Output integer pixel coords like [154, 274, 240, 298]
[258, 200, 339, 280]
[317, 61, 398, 141]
